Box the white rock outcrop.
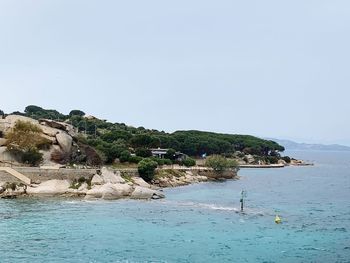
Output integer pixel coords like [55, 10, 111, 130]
[100, 167, 125, 184]
[130, 186, 165, 200]
[132, 177, 151, 188]
[0, 138, 7, 147]
[245, 154, 255, 164]
[91, 174, 104, 185]
[40, 125, 60, 137]
[0, 115, 75, 165]
[39, 119, 77, 137]
[27, 180, 70, 195]
[85, 183, 133, 200]
[56, 132, 72, 153]
[0, 115, 39, 134]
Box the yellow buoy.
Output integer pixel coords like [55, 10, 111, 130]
[275, 215, 282, 224]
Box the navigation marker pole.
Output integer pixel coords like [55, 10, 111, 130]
[240, 190, 247, 212]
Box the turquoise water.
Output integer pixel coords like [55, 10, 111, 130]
[1, 151, 349, 263]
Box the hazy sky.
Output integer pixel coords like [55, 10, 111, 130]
[1, 1, 349, 145]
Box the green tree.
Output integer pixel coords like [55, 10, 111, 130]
[24, 105, 67, 120]
[281, 156, 291, 163]
[24, 105, 43, 114]
[205, 155, 238, 171]
[0, 109, 4, 116]
[135, 148, 152, 158]
[182, 157, 196, 167]
[138, 158, 158, 182]
[69, 110, 85, 117]
[101, 130, 132, 143]
[164, 148, 176, 160]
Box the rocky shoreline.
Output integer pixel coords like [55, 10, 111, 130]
[0, 167, 237, 200]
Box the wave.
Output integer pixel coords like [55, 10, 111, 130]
[159, 200, 268, 216]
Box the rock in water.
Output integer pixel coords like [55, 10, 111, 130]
[130, 186, 165, 200]
[85, 183, 133, 200]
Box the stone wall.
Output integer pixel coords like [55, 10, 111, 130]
[0, 166, 236, 185]
[0, 167, 97, 184]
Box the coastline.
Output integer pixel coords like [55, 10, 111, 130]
[0, 158, 312, 200]
[0, 166, 238, 200]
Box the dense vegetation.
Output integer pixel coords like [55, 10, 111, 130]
[3, 105, 285, 165]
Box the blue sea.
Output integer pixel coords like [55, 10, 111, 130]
[1, 151, 349, 263]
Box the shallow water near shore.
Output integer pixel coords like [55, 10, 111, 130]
[1, 151, 349, 262]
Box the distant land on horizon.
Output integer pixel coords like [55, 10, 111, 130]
[266, 138, 350, 152]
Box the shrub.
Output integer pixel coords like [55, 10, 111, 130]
[281, 156, 291, 163]
[119, 150, 131, 163]
[205, 155, 238, 171]
[162, 158, 173, 165]
[78, 177, 86, 183]
[5, 182, 17, 191]
[164, 148, 176, 160]
[150, 157, 164, 165]
[266, 156, 279, 164]
[128, 155, 143, 164]
[21, 149, 43, 166]
[138, 158, 158, 182]
[80, 144, 103, 166]
[182, 157, 196, 167]
[69, 144, 103, 166]
[150, 157, 172, 166]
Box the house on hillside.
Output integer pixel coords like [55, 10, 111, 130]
[150, 148, 187, 161]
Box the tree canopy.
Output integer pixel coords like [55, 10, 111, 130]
[11, 105, 286, 165]
[69, 110, 85, 117]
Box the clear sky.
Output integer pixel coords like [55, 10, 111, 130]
[1, 1, 349, 145]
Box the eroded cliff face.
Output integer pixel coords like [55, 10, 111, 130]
[0, 115, 76, 166]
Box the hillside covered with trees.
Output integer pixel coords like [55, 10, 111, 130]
[1, 105, 286, 166]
